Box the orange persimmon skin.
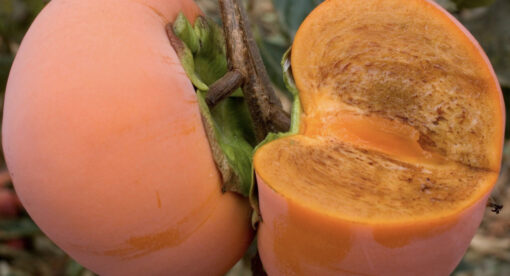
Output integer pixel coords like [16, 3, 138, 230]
[257, 175, 491, 276]
[2, 0, 252, 275]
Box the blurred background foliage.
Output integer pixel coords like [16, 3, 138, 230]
[0, 0, 509, 275]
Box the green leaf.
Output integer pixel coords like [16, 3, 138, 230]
[453, 0, 496, 9]
[272, 0, 323, 39]
[258, 39, 287, 92]
[281, 48, 301, 133]
[25, 0, 46, 15]
[459, 0, 510, 87]
[502, 86, 510, 139]
[434, 0, 458, 11]
[0, 54, 14, 91]
[192, 17, 228, 86]
[65, 260, 87, 276]
[0, 218, 40, 240]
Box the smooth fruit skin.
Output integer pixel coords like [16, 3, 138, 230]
[257, 175, 491, 276]
[2, 0, 253, 275]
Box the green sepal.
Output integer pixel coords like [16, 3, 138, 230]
[173, 13, 200, 53]
[170, 14, 256, 196]
[192, 16, 229, 87]
[193, 16, 243, 98]
[282, 48, 301, 134]
[171, 14, 208, 91]
[249, 48, 302, 227]
[197, 91, 255, 196]
[176, 42, 209, 91]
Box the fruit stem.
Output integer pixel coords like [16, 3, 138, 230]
[206, 69, 244, 108]
[215, 0, 290, 142]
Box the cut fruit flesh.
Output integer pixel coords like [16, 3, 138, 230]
[255, 136, 498, 223]
[254, 0, 504, 223]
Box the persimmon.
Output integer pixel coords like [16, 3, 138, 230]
[254, 0, 504, 275]
[2, 0, 253, 275]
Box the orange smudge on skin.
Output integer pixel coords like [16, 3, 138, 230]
[372, 215, 458, 249]
[156, 191, 162, 209]
[104, 190, 219, 259]
[273, 198, 354, 275]
[180, 125, 196, 135]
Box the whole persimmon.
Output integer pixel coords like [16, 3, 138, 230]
[254, 0, 505, 275]
[2, 0, 253, 275]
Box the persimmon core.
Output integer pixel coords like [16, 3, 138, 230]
[254, 0, 503, 223]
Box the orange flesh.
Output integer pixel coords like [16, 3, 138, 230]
[254, 0, 504, 223]
[304, 110, 445, 164]
[255, 136, 498, 223]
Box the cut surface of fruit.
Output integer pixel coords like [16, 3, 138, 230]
[255, 1, 504, 274]
[292, 0, 503, 170]
[255, 136, 498, 223]
[254, 0, 504, 224]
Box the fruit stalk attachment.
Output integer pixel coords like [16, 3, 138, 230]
[206, 69, 244, 107]
[167, 4, 291, 196]
[215, 0, 290, 142]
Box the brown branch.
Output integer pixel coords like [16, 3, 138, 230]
[217, 0, 290, 142]
[206, 70, 244, 108]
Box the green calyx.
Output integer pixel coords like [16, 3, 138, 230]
[171, 13, 255, 196]
[173, 13, 200, 53]
[171, 15, 302, 227]
[249, 48, 302, 227]
[168, 16, 208, 91]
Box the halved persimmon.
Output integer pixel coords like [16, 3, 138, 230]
[254, 0, 504, 275]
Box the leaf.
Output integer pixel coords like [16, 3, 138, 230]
[453, 0, 496, 9]
[258, 39, 287, 92]
[434, 0, 458, 10]
[65, 260, 87, 276]
[0, 218, 40, 240]
[25, 0, 46, 15]
[459, 0, 510, 87]
[0, 54, 14, 90]
[502, 86, 510, 138]
[271, 0, 323, 39]
[263, 0, 323, 94]
[197, 92, 255, 196]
